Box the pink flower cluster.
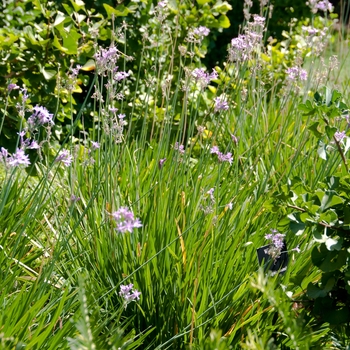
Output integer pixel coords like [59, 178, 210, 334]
[191, 68, 218, 89]
[0, 147, 30, 168]
[210, 146, 233, 165]
[112, 207, 142, 234]
[264, 229, 286, 259]
[286, 67, 308, 81]
[119, 283, 141, 308]
[27, 105, 55, 130]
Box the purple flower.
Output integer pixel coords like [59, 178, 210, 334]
[292, 245, 301, 253]
[299, 69, 308, 81]
[27, 140, 40, 149]
[91, 141, 100, 150]
[120, 283, 134, 295]
[119, 284, 141, 308]
[55, 149, 73, 167]
[286, 67, 308, 81]
[94, 46, 120, 75]
[1, 147, 9, 160]
[70, 194, 81, 202]
[70, 65, 81, 77]
[8, 83, 19, 92]
[302, 26, 319, 36]
[231, 134, 239, 144]
[191, 68, 218, 89]
[211, 146, 233, 164]
[131, 289, 141, 300]
[334, 131, 346, 142]
[218, 152, 233, 164]
[159, 158, 166, 169]
[210, 146, 220, 154]
[20, 88, 29, 104]
[17, 130, 26, 146]
[193, 26, 210, 37]
[28, 105, 54, 128]
[229, 35, 253, 61]
[207, 188, 215, 202]
[315, 0, 334, 12]
[214, 96, 229, 112]
[8, 148, 31, 167]
[174, 142, 185, 154]
[114, 71, 130, 81]
[157, 0, 167, 8]
[264, 229, 286, 259]
[109, 107, 118, 113]
[252, 15, 265, 27]
[231, 35, 251, 51]
[112, 207, 142, 234]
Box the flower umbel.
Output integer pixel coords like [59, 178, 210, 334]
[174, 142, 185, 154]
[28, 105, 54, 130]
[119, 284, 141, 309]
[210, 146, 233, 165]
[55, 149, 73, 167]
[112, 207, 142, 234]
[7, 148, 31, 168]
[264, 229, 286, 260]
[286, 67, 308, 81]
[213, 96, 229, 112]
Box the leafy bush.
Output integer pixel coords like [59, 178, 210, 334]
[269, 87, 350, 343]
[0, 0, 232, 150]
[1, 0, 349, 348]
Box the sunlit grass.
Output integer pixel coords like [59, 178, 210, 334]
[1, 6, 349, 350]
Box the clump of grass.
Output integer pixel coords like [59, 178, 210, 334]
[0, 1, 347, 348]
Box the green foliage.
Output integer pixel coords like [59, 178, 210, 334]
[269, 88, 350, 342]
[0, 0, 232, 149]
[1, 1, 349, 349]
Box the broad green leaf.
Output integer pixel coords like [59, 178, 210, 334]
[320, 190, 344, 211]
[324, 308, 350, 325]
[308, 122, 322, 138]
[0, 32, 19, 47]
[213, 1, 232, 13]
[290, 221, 306, 236]
[167, 0, 179, 12]
[80, 59, 95, 72]
[319, 209, 338, 224]
[307, 282, 327, 298]
[196, 0, 210, 4]
[217, 15, 230, 28]
[307, 277, 335, 298]
[327, 176, 340, 190]
[62, 3, 74, 15]
[62, 29, 81, 54]
[325, 86, 332, 106]
[312, 244, 347, 272]
[317, 141, 327, 160]
[70, 0, 85, 12]
[103, 3, 131, 18]
[23, 25, 39, 46]
[331, 89, 342, 103]
[298, 100, 314, 115]
[42, 67, 56, 80]
[325, 237, 342, 251]
[52, 35, 68, 52]
[53, 11, 66, 27]
[314, 90, 322, 104]
[74, 12, 86, 24]
[344, 206, 350, 224]
[325, 125, 337, 140]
